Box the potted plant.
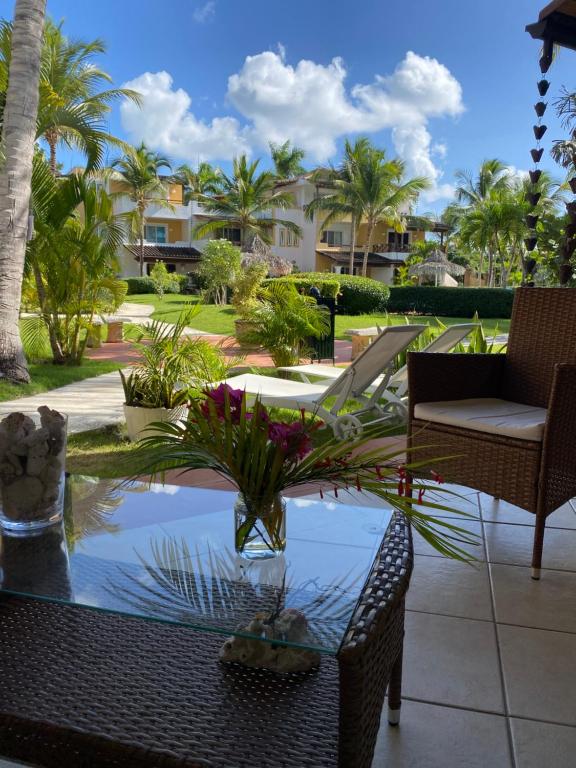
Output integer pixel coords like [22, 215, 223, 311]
[121, 307, 237, 441]
[137, 384, 478, 562]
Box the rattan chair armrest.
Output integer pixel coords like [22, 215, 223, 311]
[540, 364, 576, 513]
[407, 353, 506, 416]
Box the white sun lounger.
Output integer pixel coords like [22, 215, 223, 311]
[213, 324, 426, 437]
[278, 323, 478, 417]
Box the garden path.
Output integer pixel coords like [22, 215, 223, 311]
[0, 371, 127, 434]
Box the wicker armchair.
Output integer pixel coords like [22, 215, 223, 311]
[408, 287, 576, 579]
[0, 513, 412, 768]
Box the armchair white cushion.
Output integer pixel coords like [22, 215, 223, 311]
[413, 398, 547, 442]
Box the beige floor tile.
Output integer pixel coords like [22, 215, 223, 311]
[510, 718, 576, 768]
[373, 700, 511, 768]
[407, 555, 493, 621]
[417, 485, 481, 517]
[480, 495, 576, 529]
[491, 564, 576, 633]
[413, 519, 484, 561]
[484, 522, 576, 571]
[499, 624, 576, 725]
[403, 612, 504, 712]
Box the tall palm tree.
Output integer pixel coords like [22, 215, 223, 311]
[111, 143, 172, 276]
[176, 161, 221, 203]
[450, 159, 512, 285]
[0, 0, 46, 384]
[192, 155, 302, 250]
[269, 140, 306, 179]
[305, 138, 371, 275]
[0, 18, 141, 174]
[353, 150, 430, 277]
[454, 159, 510, 206]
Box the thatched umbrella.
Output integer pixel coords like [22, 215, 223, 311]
[409, 249, 466, 286]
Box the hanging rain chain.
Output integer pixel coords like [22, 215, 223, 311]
[525, 46, 552, 286]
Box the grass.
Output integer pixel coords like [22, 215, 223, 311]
[67, 424, 144, 478]
[125, 293, 510, 339]
[0, 359, 122, 403]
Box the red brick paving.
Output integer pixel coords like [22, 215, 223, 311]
[86, 334, 353, 368]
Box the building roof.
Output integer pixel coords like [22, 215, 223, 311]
[527, 0, 576, 50]
[316, 249, 404, 267]
[125, 244, 203, 263]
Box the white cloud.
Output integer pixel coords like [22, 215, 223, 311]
[193, 1, 216, 23]
[121, 50, 464, 200]
[120, 71, 251, 162]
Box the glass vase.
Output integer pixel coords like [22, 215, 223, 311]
[0, 410, 68, 535]
[234, 492, 286, 560]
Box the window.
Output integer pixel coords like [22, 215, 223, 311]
[321, 230, 343, 246]
[219, 227, 241, 244]
[145, 225, 167, 243]
[336, 266, 358, 276]
[387, 231, 410, 249]
[279, 228, 299, 247]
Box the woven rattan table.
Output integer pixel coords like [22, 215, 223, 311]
[0, 477, 413, 768]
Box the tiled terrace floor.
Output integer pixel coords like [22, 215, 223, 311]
[1, 488, 576, 768]
[374, 489, 576, 768]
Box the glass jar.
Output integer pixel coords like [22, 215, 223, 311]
[234, 492, 286, 560]
[0, 409, 68, 534]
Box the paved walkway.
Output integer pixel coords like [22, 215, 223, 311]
[0, 371, 126, 434]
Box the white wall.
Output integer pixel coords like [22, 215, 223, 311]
[370, 266, 395, 285]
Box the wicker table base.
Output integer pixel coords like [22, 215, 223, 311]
[0, 597, 340, 768]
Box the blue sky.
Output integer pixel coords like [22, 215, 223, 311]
[14, 0, 576, 210]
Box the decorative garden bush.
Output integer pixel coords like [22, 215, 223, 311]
[125, 277, 156, 295]
[387, 287, 515, 318]
[264, 274, 390, 315]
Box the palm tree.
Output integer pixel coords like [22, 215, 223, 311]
[0, 0, 46, 384]
[454, 159, 510, 206]
[353, 150, 430, 277]
[305, 138, 371, 275]
[192, 155, 302, 249]
[0, 19, 141, 174]
[111, 143, 173, 276]
[269, 140, 306, 179]
[176, 161, 221, 203]
[27, 164, 126, 364]
[450, 159, 512, 285]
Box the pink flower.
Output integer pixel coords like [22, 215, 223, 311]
[268, 420, 312, 459]
[201, 384, 246, 423]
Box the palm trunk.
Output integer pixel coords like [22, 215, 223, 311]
[46, 130, 58, 175]
[361, 221, 375, 278]
[139, 202, 145, 277]
[32, 261, 65, 364]
[348, 216, 357, 275]
[0, 0, 46, 384]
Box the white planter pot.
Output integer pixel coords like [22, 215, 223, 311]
[123, 404, 187, 443]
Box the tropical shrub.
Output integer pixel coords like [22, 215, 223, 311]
[150, 261, 180, 298]
[121, 307, 238, 409]
[125, 277, 156, 294]
[242, 282, 330, 366]
[198, 239, 242, 305]
[387, 287, 514, 318]
[232, 260, 269, 317]
[265, 273, 389, 314]
[27, 165, 126, 365]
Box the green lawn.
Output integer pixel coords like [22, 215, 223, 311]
[0, 359, 122, 403]
[126, 293, 510, 338]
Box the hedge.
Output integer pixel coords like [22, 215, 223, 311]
[264, 273, 390, 315]
[387, 287, 515, 318]
[125, 275, 185, 295]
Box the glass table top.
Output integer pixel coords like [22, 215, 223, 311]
[0, 476, 393, 655]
